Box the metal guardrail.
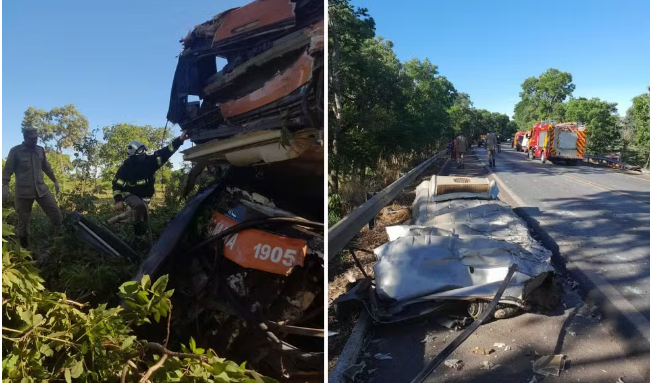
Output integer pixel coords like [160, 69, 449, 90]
[328, 150, 448, 260]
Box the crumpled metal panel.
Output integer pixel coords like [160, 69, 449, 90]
[373, 235, 554, 304]
[372, 176, 554, 310]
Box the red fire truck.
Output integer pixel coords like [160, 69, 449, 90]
[526, 121, 587, 165]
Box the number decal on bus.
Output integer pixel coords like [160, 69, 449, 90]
[253, 244, 297, 266]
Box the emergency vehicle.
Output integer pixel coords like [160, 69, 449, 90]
[526, 121, 587, 165]
[514, 131, 526, 151]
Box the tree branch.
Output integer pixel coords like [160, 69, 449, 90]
[139, 354, 167, 383]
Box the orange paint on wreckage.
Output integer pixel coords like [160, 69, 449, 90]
[214, 0, 296, 43]
[210, 212, 307, 276]
[219, 51, 314, 118]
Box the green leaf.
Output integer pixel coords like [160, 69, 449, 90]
[64, 368, 72, 383]
[151, 275, 169, 295]
[122, 335, 136, 349]
[189, 337, 196, 353]
[70, 359, 84, 378]
[153, 311, 161, 323]
[140, 274, 151, 290]
[119, 281, 139, 295]
[194, 347, 205, 355]
[250, 370, 265, 383]
[39, 344, 54, 357]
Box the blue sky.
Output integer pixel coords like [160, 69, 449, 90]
[3, 0, 650, 162]
[353, 0, 650, 118]
[2, 0, 249, 166]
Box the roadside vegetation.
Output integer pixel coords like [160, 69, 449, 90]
[328, 0, 516, 224]
[2, 106, 267, 382]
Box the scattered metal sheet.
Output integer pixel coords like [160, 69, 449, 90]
[64, 212, 139, 262]
[373, 234, 553, 304]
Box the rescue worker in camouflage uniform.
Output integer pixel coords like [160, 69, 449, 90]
[112, 131, 187, 245]
[486, 131, 498, 167]
[2, 128, 63, 248]
[455, 133, 469, 169]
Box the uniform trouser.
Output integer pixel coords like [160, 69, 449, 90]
[124, 195, 149, 236]
[15, 192, 63, 237]
[457, 152, 466, 166]
[488, 149, 496, 164]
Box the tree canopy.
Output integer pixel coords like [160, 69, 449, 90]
[328, 0, 513, 193]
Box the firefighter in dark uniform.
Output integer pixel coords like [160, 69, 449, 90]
[2, 127, 63, 248]
[112, 131, 187, 243]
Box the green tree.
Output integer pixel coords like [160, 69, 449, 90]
[631, 86, 650, 167]
[99, 123, 173, 182]
[72, 129, 103, 193]
[328, 0, 375, 193]
[565, 97, 618, 154]
[21, 105, 89, 153]
[513, 69, 575, 130]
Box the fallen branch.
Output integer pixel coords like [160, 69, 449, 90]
[139, 354, 168, 383]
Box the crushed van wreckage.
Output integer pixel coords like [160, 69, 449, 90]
[333, 175, 559, 324]
[67, 0, 324, 380]
[167, 0, 324, 167]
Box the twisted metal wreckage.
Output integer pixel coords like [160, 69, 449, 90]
[333, 175, 559, 327]
[66, 0, 325, 380]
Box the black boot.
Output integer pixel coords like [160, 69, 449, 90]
[19, 236, 28, 249]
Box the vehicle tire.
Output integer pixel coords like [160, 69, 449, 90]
[528, 150, 535, 160]
[541, 151, 546, 163]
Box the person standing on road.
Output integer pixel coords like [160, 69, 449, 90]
[486, 132, 498, 167]
[455, 134, 468, 169]
[2, 128, 63, 248]
[447, 138, 456, 160]
[112, 131, 188, 247]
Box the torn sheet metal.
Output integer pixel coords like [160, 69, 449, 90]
[334, 175, 556, 322]
[213, 0, 297, 48]
[219, 51, 314, 118]
[64, 212, 139, 263]
[167, 0, 323, 156]
[181, 128, 319, 166]
[373, 235, 553, 304]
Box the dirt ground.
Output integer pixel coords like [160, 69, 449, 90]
[328, 157, 447, 371]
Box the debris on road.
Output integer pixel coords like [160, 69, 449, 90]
[443, 359, 464, 370]
[469, 347, 495, 355]
[493, 343, 512, 351]
[374, 353, 393, 360]
[480, 361, 500, 370]
[616, 377, 626, 383]
[332, 176, 558, 324]
[342, 361, 366, 382]
[422, 333, 436, 343]
[532, 354, 567, 376]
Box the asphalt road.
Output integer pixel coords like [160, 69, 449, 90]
[476, 147, 650, 339]
[350, 151, 650, 383]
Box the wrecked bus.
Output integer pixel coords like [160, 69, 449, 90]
[69, 0, 324, 380]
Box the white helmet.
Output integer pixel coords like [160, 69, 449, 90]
[127, 140, 147, 156]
